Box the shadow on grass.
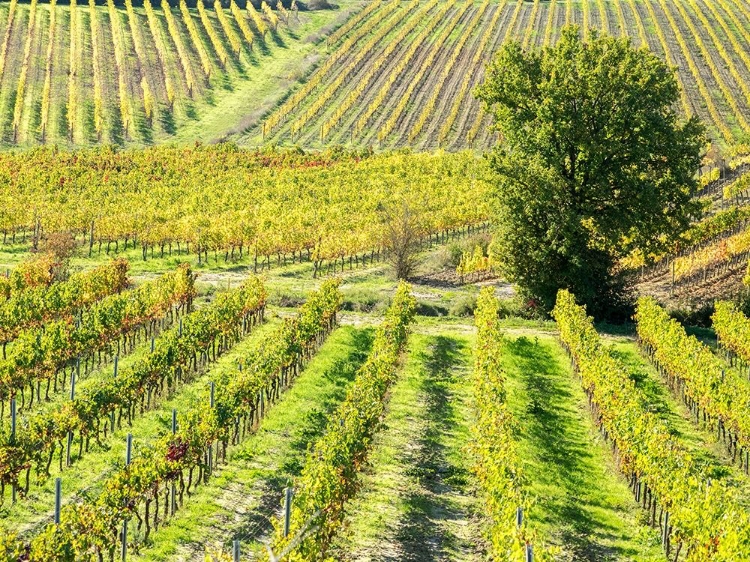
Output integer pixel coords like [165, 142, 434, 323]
[271, 28, 288, 48]
[507, 336, 631, 561]
[229, 327, 374, 544]
[392, 336, 473, 561]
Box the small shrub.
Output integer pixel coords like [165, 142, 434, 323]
[449, 294, 477, 317]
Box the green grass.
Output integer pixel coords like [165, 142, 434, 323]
[0, 1, 361, 149]
[500, 334, 664, 561]
[0, 317, 280, 537]
[610, 338, 750, 506]
[330, 328, 483, 560]
[134, 324, 374, 560]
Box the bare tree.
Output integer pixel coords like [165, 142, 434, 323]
[381, 201, 423, 280]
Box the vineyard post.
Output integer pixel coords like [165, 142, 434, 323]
[10, 398, 16, 443]
[7, 398, 16, 498]
[121, 434, 133, 559]
[284, 487, 293, 537]
[54, 477, 61, 524]
[209, 382, 215, 472]
[151, 337, 155, 353]
[525, 544, 533, 562]
[670, 262, 675, 295]
[66, 370, 76, 466]
[111, 358, 118, 432]
[516, 507, 523, 528]
[233, 539, 240, 562]
[171, 408, 177, 514]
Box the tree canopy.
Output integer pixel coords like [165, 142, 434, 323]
[477, 26, 706, 317]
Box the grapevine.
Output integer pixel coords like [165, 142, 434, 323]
[555, 290, 750, 561]
[326, 0, 380, 47]
[39, 0, 56, 140]
[196, 0, 229, 69]
[303, 0, 420, 139]
[0, 265, 195, 407]
[66, 0, 77, 139]
[266, 282, 415, 560]
[637, 298, 750, 465]
[352, 0, 442, 138]
[0, 0, 18, 87]
[229, 0, 254, 50]
[247, 1, 268, 38]
[180, 0, 214, 76]
[89, 0, 104, 137]
[12, 0, 38, 142]
[263, 0, 401, 136]
[161, 0, 197, 94]
[107, 0, 132, 136]
[215, 0, 242, 57]
[649, 0, 733, 142]
[376, 1, 472, 144]
[463, 0, 521, 146]
[261, 1, 278, 31]
[521, 0, 539, 50]
[408, 0, 489, 143]
[470, 288, 554, 561]
[0, 258, 129, 346]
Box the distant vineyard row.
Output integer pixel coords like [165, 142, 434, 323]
[0, 0, 294, 147]
[0, 145, 492, 265]
[255, 0, 750, 151]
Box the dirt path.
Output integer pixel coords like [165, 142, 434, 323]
[330, 329, 484, 561]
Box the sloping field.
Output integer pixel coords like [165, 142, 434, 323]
[2, 0, 750, 150]
[250, 0, 750, 151]
[0, 0, 355, 147]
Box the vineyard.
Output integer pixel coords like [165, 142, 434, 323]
[251, 0, 750, 150]
[2, 233, 749, 560]
[4, 0, 750, 559]
[0, 145, 491, 273]
[0, 0, 749, 149]
[0, 0, 347, 147]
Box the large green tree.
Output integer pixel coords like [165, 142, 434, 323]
[477, 26, 705, 318]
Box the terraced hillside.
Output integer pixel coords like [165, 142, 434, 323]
[0, 0, 354, 146]
[251, 0, 750, 151]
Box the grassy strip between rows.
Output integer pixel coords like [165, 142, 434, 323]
[554, 289, 750, 560]
[0, 279, 341, 560]
[138, 324, 374, 560]
[329, 330, 482, 560]
[500, 331, 664, 561]
[262, 282, 416, 560]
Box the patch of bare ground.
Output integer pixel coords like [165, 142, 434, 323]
[634, 265, 746, 310]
